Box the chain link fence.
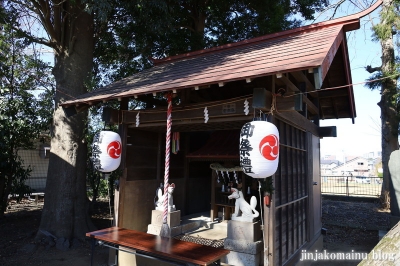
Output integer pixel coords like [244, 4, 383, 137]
[321, 175, 382, 197]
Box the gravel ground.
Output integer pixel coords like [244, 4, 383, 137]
[322, 198, 390, 231]
[0, 196, 392, 266]
[312, 197, 392, 266]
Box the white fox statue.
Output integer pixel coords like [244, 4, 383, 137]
[155, 183, 176, 212]
[228, 188, 259, 222]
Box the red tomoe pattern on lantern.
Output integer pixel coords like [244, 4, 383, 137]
[240, 121, 279, 178]
[107, 141, 122, 159]
[259, 134, 279, 161]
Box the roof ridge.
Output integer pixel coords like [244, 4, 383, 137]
[152, 0, 382, 66]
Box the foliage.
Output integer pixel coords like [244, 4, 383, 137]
[9, 163, 33, 202]
[260, 176, 275, 195]
[0, 9, 53, 216]
[92, 0, 329, 90]
[371, 0, 400, 42]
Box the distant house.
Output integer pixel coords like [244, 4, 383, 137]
[19, 137, 50, 193]
[330, 157, 370, 177]
[321, 160, 341, 175]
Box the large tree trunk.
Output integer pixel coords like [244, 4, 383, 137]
[37, 2, 95, 240]
[379, 0, 399, 208]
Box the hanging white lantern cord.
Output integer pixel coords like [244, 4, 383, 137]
[269, 94, 277, 116]
[160, 93, 173, 237]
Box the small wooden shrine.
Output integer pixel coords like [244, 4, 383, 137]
[62, 2, 381, 265]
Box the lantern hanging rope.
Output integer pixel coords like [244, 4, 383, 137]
[160, 93, 172, 237]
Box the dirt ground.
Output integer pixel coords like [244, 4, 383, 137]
[0, 197, 110, 266]
[0, 196, 392, 266]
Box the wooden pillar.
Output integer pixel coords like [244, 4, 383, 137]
[182, 134, 190, 216]
[312, 97, 320, 127]
[298, 82, 307, 118]
[266, 115, 277, 266]
[306, 132, 313, 242]
[117, 99, 129, 226]
[110, 99, 129, 264]
[156, 132, 162, 185]
[264, 194, 275, 266]
[211, 170, 216, 221]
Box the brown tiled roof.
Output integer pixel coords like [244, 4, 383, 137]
[61, 1, 381, 108]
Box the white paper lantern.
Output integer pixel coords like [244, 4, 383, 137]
[239, 121, 279, 178]
[92, 131, 122, 172]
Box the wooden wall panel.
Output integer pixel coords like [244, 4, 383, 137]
[186, 161, 213, 215]
[126, 129, 159, 181]
[274, 118, 308, 266]
[120, 179, 159, 231]
[119, 178, 186, 232]
[126, 129, 186, 181]
[185, 177, 212, 215]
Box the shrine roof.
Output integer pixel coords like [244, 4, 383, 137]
[61, 1, 381, 122]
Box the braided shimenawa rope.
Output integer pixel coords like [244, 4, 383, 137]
[161, 93, 172, 236]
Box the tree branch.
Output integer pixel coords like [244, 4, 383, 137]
[53, 0, 61, 43]
[10, 24, 57, 50]
[312, 0, 346, 22]
[35, 0, 58, 45]
[329, 0, 346, 20]
[366, 65, 382, 73]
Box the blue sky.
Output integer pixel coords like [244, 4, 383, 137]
[313, 2, 383, 158]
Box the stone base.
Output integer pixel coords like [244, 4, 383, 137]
[147, 210, 182, 237]
[227, 220, 262, 242]
[222, 250, 261, 266]
[151, 210, 181, 228]
[224, 239, 263, 255]
[147, 224, 182, 237]
[231, 215, 257, 222]
[147, 210, 207, 238]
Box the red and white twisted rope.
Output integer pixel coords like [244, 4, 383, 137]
[163, 93, 172, 224]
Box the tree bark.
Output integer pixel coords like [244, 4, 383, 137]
[37, 1, 95, 240]
[378, 0, 399, 208]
